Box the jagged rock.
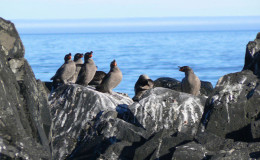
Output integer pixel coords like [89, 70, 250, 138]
[0, 17, 24, 59]
[172, 141, 208, 160]
[243, 32, 260, 77]
[0, 17, 51, 159]
[195, 131, 234, 153]
[0, 52, 50, 159]
[133, 130, 193, 160]
[204, 70, 260, 141]
[67, 110, 146, 160]
[154, 77, 213, 96]
[49, 84, 134, 160]
[128, 87, 206, 137]
[251, 120, 260, 139]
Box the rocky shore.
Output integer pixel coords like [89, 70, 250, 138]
[0, 17, 260, 159]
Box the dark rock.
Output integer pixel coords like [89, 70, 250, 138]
[172, 141, 208, 160]
[42, 81, 53, 94]
[154, 77, 213, 96]
[134, 130, 193, 160]
[154, 77, 182, 91]
[204, 70, 260, 142]
[0, 17, 51, 159]
[243, 32, 260, 77]
[128, 87, 206, 137]
[0, 52, 50, 159]
[251, 120, 260, 140]
[195, 131, 234, 153]
[49, 84, 133, 160]
[0, 17, 24, 59]
[67, 110, 146, 160]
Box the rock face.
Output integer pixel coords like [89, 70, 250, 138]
[243, 32, 260, 77]
[0, 17, 24, 59]
[129, 87, 206, 137]
[154, 77, 214, 96]
[0, 17, 51, 159]
[204, 70, 260, 141]
[49, 84, 134, 159]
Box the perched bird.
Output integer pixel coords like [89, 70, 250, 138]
[69, 53, 84, 83]
[133, 74, 154, 101]
[179, 66, 201, 96]
[50, 53, 76, 88]
[96, 60, 122, 93]
[76, 51, 97, 86]
[89, 71, 107, 85]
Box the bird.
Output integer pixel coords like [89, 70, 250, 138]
[96, 60, 122, 93]
[50, 53, 76, 88]
[76, 51, 97, 86]
[179, 66, 201, 96]
[89, 71, 107, 86]
[69, 53, 84, 83]
[133, 74, 154, 101]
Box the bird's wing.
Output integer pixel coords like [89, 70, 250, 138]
[50, 64, 65, 80]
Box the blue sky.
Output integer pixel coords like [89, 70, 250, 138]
[2, 0, 260, 19]
[1, 0, 260, 33]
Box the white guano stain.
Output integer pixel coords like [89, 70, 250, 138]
[216, 76, 247, 123]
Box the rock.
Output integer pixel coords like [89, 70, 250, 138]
[49, 84, 134, 160]
[204, 70, 260, 142]
[172, 141, 208, 160]
[195, 131, 234, 153]
[154, 77, 182, 91]
[134, 130, 193, 160]
[243, 32, 260, 77]
[154, 77, 213, 96]
[0, 17, 24, 59]
[67, 110, 146, 160]
[128, 87, 206, 137]
[0, 17, 51, 159]
[251, 120, 260, 140]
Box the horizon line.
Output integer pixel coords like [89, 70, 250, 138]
[8, 15, 260, 21]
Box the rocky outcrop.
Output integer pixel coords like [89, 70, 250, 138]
[154, 77, 214, 96]
[203, 70, 260, 141]
[49, 84, 134, 159]
[1, 18, 260, 160]
[128, 87, 206, 137]
[0, 17, 24, 59]
[0, 17, 51, 159]
[243, 32, 260, 77]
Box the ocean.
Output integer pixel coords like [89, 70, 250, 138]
[20, 30, 259, 97]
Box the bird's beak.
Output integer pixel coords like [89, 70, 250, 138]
[179, 67, 184, 72]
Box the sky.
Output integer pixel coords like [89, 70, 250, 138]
[1, 0, 260, 33]
[1, 0, 260, 19]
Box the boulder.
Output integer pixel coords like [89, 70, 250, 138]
[133, 130, 193, 160]
[128, 87, 206, 137]
[154, 77, 214, 96]
[172, 141, 208, 160]
[251, 120, 260, 140]
[0, 17, 51, 159]
[0, 17, 24, 59]
[67, 110, 146, 160]
[49, 84, 134, 160]
[204, 70, 260, 141]
[243, 32, 260, 77]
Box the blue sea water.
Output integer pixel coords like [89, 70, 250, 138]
[20, 30, 259, 97]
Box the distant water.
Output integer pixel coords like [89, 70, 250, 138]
[21, 30, 258, 97]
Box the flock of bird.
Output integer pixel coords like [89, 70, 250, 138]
[51, 52, 201, 100]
